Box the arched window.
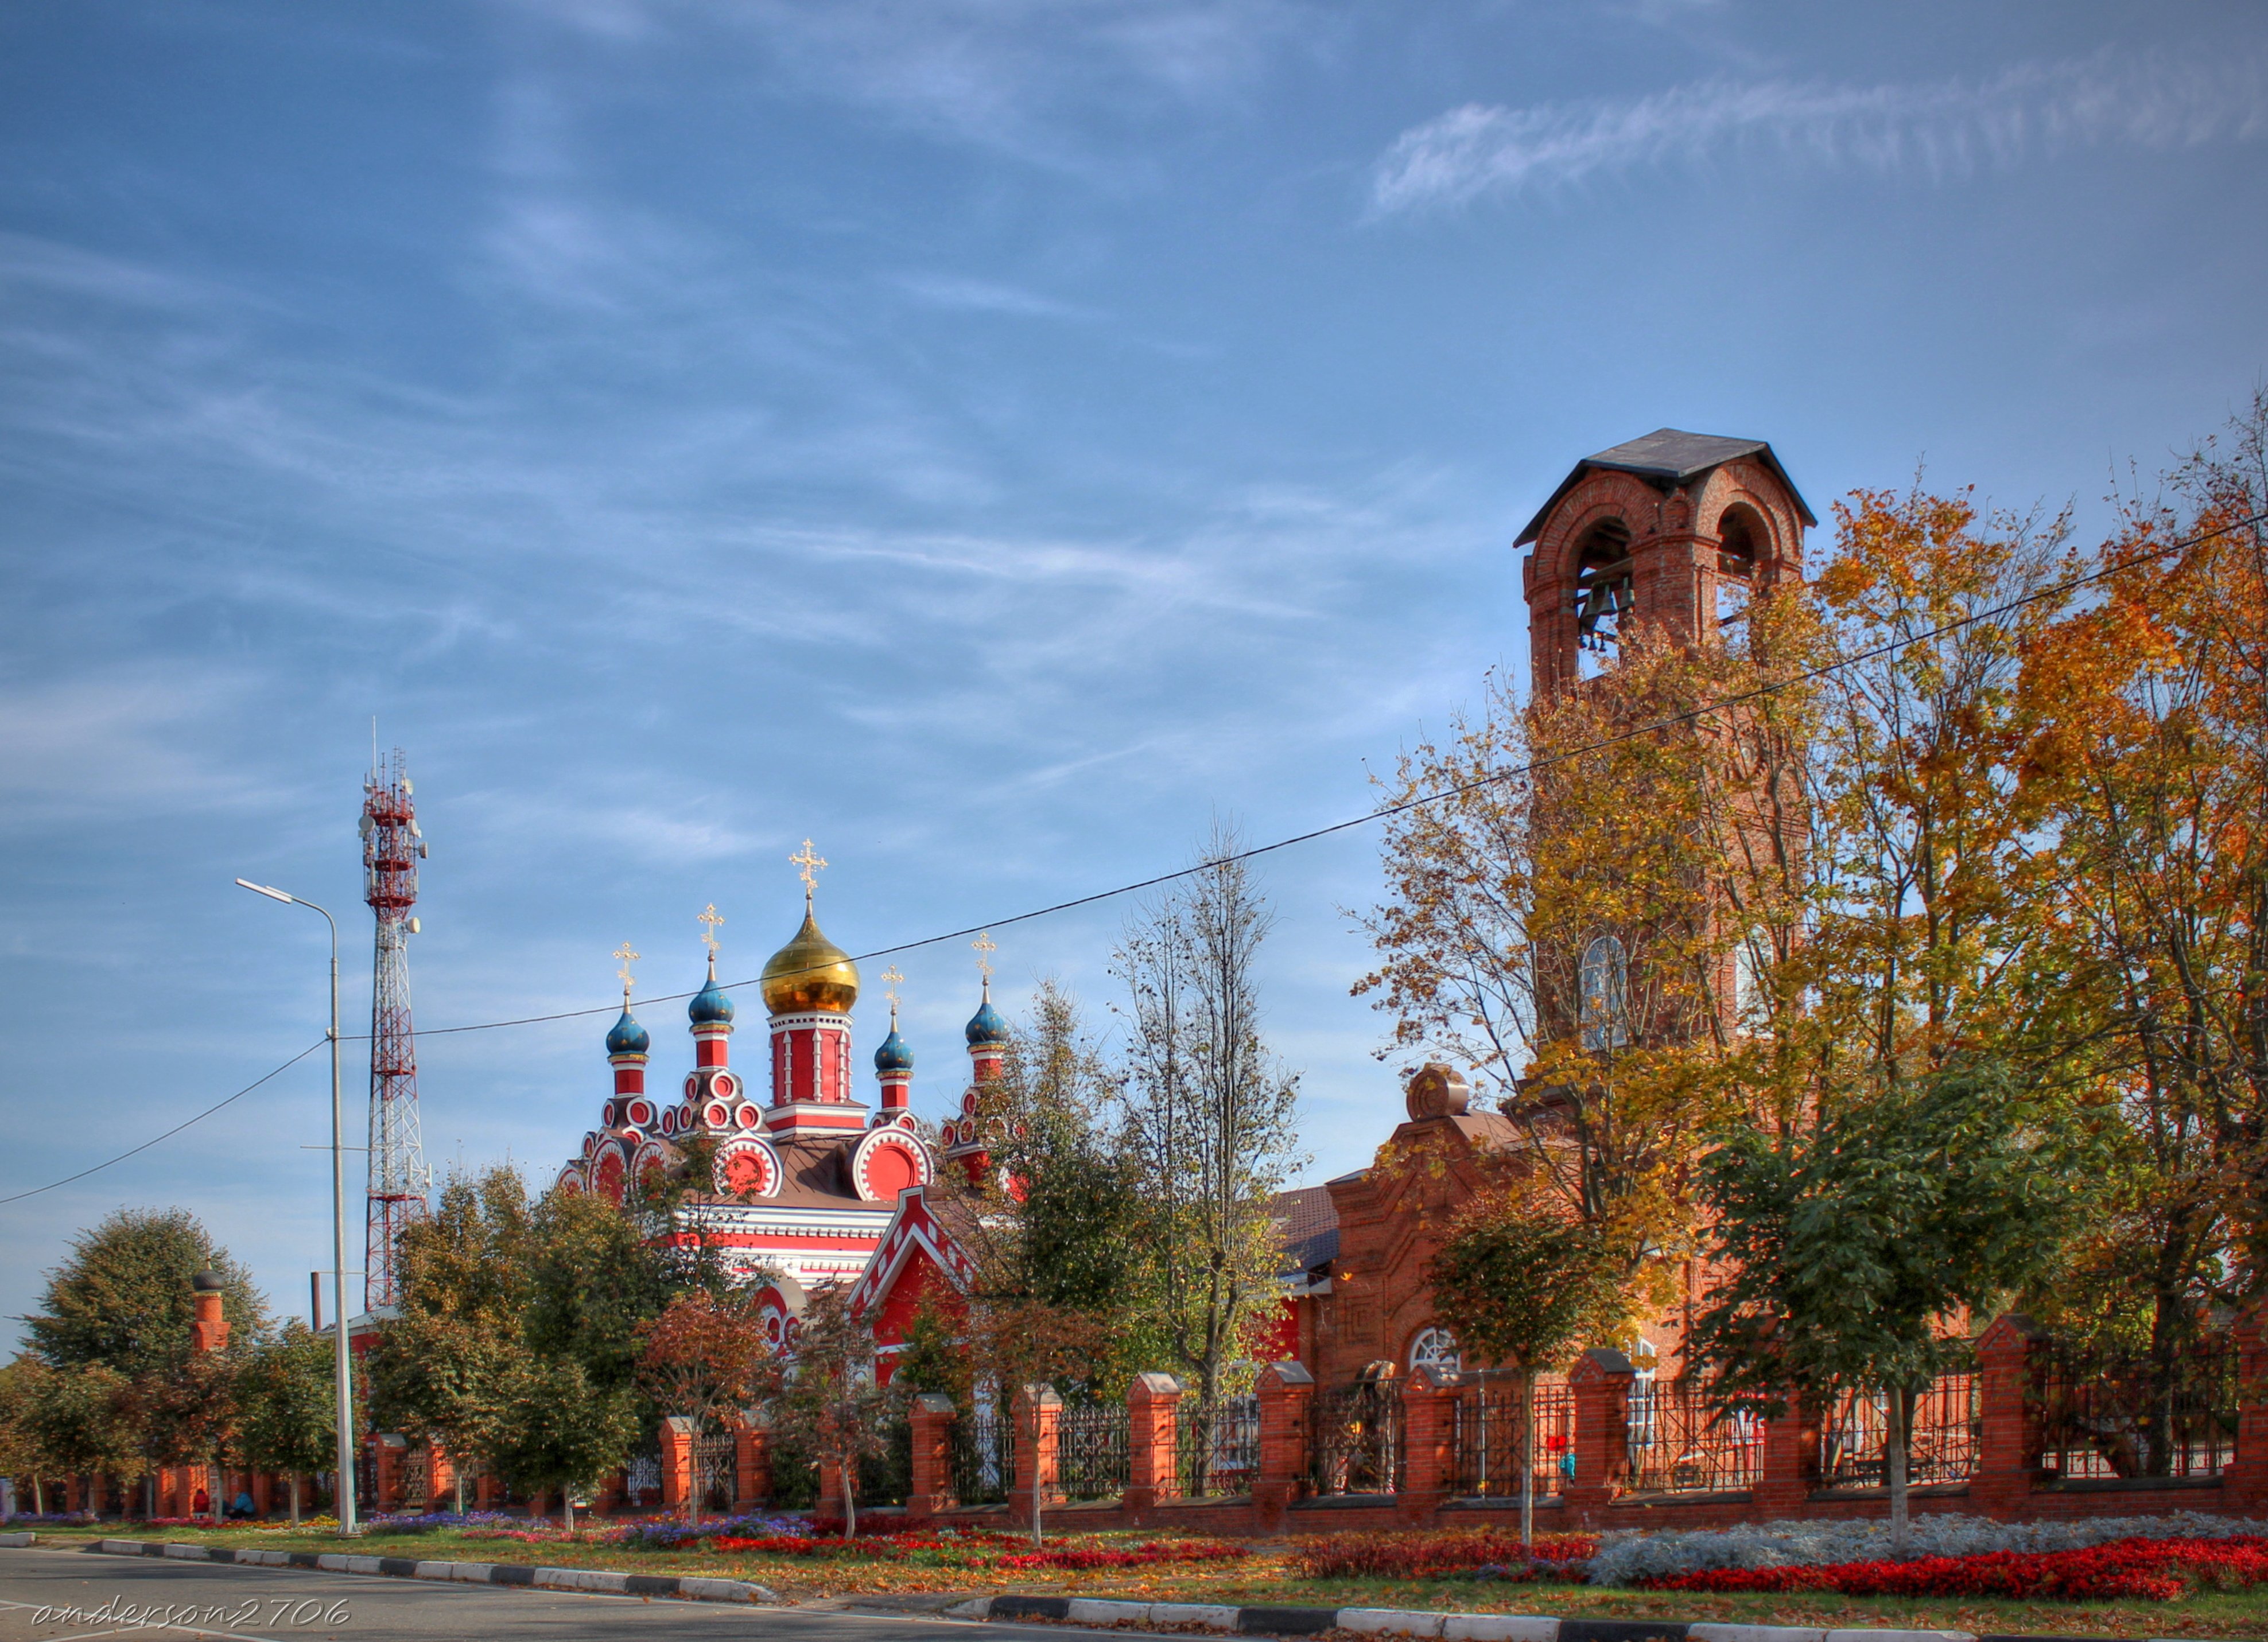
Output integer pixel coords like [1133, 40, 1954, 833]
[1715, 508, 1761, 628]
[1572, 519, 1633, 679]
[1732, 935, 1768, 1036]
[1578, 935, 1630, 1050]
[1408, 1326, 1461, 1378]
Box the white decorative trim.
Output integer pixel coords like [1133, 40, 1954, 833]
[713, 1135, 782, 1199]
[849, 1127, 934, 1202]
[682, 1203, 895, 1238]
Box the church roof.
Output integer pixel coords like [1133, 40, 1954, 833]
[1271, 1182, 1341, 1276]
[1514, 428, 1816, 546]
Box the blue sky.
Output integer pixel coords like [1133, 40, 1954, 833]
[4, 0, 2264, 1347]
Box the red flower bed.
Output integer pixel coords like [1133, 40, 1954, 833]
[1296, 1529, 1599, 1580]
[1645, 1536, 2268, 1603]
[996, 1540, 1250, 1571]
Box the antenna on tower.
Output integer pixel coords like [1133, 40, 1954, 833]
[362, 746, 430, 1311]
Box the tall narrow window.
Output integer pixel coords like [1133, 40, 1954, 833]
[1716, 510, 1759, 628]
[1572, 519, 1633, 679]
[1578, 934, 1630, 1049]
[1732, 935, 1769, 1036]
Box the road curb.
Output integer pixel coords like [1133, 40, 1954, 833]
[942, 1594, 2209, 1642]
[42, 1536, 779, 1606]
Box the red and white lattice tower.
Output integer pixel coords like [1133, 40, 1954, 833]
[361, 749, 430, 1311]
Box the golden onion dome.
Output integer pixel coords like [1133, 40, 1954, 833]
[759, 909, 860, 1014]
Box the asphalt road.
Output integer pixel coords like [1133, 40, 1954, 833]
[0, 1547, 1042, 1642]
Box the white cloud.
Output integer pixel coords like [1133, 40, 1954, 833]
[0, 670, 271, 825]
[1369, 45, 2268, 214]
[893, 273, 1101, 321]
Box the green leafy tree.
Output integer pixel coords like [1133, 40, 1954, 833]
[934, 982, 1154, 1395]
[482, 1349, 638, 1532]
[1427, 1199, 1623, 1547]
[1689, 1061, 2085, 1550]
[0, 1356, 56, 1516]
[528, 1184, 689, 1399]
[26, 1362, 134, 1515]
[26, 1209, 267, 1379]
[235, 1325, 342, 1524]
[127, 1350, 238, 1520]
[766, 1283, 888, 1540]
[366, 1167, 537, 1511]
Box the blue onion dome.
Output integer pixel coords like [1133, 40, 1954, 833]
[965, 993, 1009, 1048]
[688, 964, 735, 1026]
[873, 1027, 914, 1074]
[606, 1005, 651, 1056]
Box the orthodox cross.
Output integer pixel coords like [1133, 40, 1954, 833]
[881, 964, 904, 1022]
[697, 904, 724, 960]
[972, 929, 996, 989]
[613, 942, 639, 1000]
[791, 838, 827, 906]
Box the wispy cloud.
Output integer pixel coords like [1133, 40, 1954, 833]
[893, 273, 1101, 321]
[1370, 45, 2268, 214]
[0, 670, 273, 826]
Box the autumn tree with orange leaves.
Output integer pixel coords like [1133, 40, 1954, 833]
[2014, 392, 2268, 1361]
[1356, 579, 1821, 1302]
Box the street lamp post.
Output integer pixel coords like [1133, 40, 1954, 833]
[236, 878, 359, 1538]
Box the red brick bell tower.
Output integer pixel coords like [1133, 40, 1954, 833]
[1516, 429, 1813, 696]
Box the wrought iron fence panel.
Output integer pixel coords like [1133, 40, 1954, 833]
[1056, 1399, 1131, 1500]
[399, 1447, 430, 1510]
[694, 1432, 737, 1511]
[1624, 1376, 1762, 1494]
[860, 1417, 912, 1507]
[1176, 1394, 1261, 1497]
[952, 1397, 1016, 1506]
[625, 1443, 662, 1504]
[2032, 1333, 2239, 1480]
[1816, 1372, 1979, 1488]
[1308, 1378, 1403, 1496]
[1449, 1374, 1573, 1499]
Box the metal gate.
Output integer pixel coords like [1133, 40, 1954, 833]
[694, 1433, 737, 1512]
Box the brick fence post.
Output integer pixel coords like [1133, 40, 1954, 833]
[1008, 1384, 1062, 1528]
[372, 1434, 405, 1515]
[1755, 1390, 1812, 1518]
[427, 1443, 456, 1515]
[1971, 1313, 2042, 1517]
[1564, 1348, 1633, 1530]
[906, 1392, 957, 1524]
[1399, 1366, 1455, 1524]
[1124, 1373, 1180, 1523]
[732, 1411, 766, 1514]
[2223, 1301, 2268, 1511]
[1253, 1360, 1315, 1532]
[660, 1415, 696, 1516]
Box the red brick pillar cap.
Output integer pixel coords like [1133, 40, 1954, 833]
[1975, 1313, 2044, 1354]
[662, 1415, 696, 1435]
[376, 1433, 407, 1449]
[1569, 1348, 1634, 1383]
[1258, 1360, 1315, 1390]
[1129, 1372, 1182, 1398]
[1404, 1365, 1457, 1395]
[913, 1392, 956, 1415]
[1015, 1383, 1063, 1407]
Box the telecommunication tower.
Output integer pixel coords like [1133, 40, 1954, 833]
[360, 749, 430, 1312]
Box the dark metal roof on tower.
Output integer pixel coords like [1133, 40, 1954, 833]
[1514, 427, 1816, 546]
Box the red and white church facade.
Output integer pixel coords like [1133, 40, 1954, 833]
[555, 876, 1011, 1352]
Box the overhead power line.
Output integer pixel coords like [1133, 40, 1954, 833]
[0, 1038, 327, 1206]
[373, 503, 2268, 1042]
[5, 503, 2259, 1205]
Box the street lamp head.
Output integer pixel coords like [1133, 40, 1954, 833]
[235, 878, 297, 905]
